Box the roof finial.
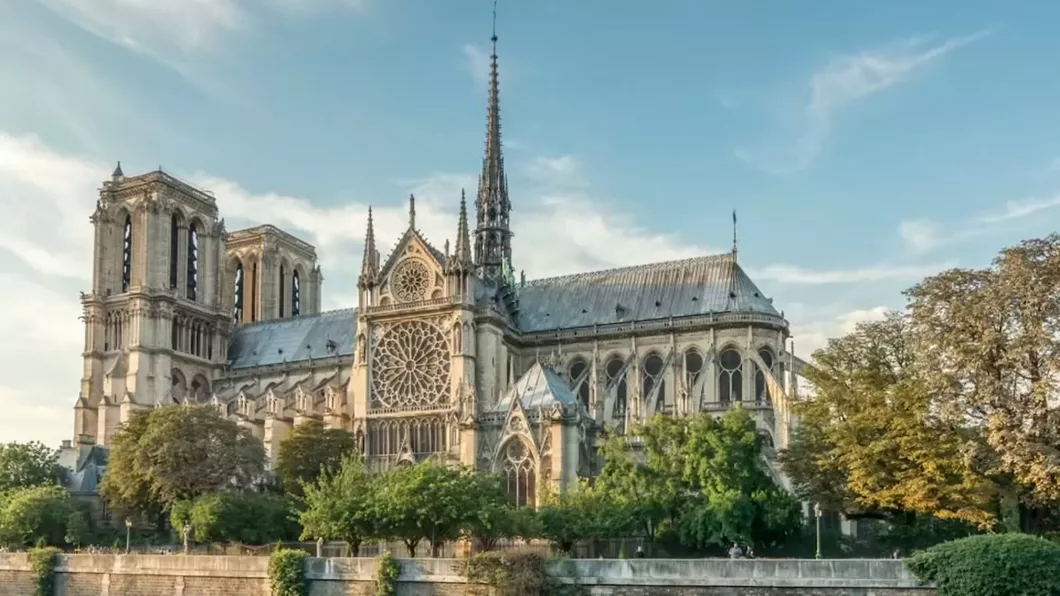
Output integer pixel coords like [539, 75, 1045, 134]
[731, 209, 738, 263]
[408, 194, 416, 230]
[492, 0, 498, 48]
[112, 160, 124, 180]
[359, 207, 378, 287]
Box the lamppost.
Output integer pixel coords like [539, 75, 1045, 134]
[124, 519, 132, 555]
[813, 502, 822, 560]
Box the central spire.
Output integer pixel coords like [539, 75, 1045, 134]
[473, 0, 513, 286]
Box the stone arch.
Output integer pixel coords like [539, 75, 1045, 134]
[278, 256, 292, 318]
[171, 368, 188, 403]
[291, 263, 306, 316]
[169, 210, 184, 290]
[642, 351, 667, 413]
[754, 345, 777, 404]
[567, 356, 590, 411]
[684, 347, 705, 394]
[716, 344, 743, 403]
[495, 436, 538, 508]
[190, 374, 211, 403]
[603, 352, 628, 416]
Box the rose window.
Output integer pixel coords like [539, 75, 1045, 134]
[370, 320, 451, 408]
[391, 258, 431, 303]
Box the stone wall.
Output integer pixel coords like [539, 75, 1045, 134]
[0, 553, 934, 595]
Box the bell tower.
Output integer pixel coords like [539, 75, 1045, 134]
[75, 165, 232, 446]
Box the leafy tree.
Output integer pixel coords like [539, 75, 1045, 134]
[64, 505, 93, 548]
[463, 473, 524, 551]
[0, 485, 72, 548]
[170, 491, 298, 544]
[907, 533, 1060, 596]
[0, 442, 65, 493]
[373, 461, 480, 557]
[299, 455, 377, 556]
[275, 420, 358, 497]
[538, 482, 636, 554]
[100, 405, 265, 518]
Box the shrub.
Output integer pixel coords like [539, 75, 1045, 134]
[28, 546, 61, 596]
[268, 547, 307, 596]
[907, 533, 1060, 596]
[465, 550, 583, 596]
[375, 550, 400, 596]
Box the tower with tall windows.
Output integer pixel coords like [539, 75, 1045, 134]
[74, 166, 232, 447]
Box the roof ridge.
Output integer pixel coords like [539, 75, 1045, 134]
[523, 252, 734, 287]
[233, 307, 357, 329]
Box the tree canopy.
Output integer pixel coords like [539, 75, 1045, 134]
[299, 455, 378, 555]
[783, 234, 1060, 532]
[275, 420, 358, 497]
[0, 441, 65, 493]
[100, 405, 265, 517]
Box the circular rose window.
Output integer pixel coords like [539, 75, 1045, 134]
[391, 258, 431, 303]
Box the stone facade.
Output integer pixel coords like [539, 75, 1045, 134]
[67, 34, 811, 501]
[0, 555, 934, 596]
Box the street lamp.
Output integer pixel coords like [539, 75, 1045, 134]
[124, 519, 132, 555]
[813, 502, 822, 560]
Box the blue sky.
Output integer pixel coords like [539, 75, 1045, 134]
[2, 0, 1059, 445]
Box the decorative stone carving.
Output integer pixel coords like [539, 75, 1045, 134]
[390, 258, 431, 303]
[370, 320, 451, 408]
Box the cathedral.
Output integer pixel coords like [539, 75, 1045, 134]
[67, 32, 808, 506]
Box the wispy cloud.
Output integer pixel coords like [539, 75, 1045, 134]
[899, 193, 1060, 254]
[752, 262, 953, 285]
[738, 31, 990, 174]
[462, 43, 491, 87]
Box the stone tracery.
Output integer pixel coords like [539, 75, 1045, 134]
[390, 258, 431, 303]
[370, 320, 451, 409]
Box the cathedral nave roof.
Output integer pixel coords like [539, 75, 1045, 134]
[227, 308, 357, 370]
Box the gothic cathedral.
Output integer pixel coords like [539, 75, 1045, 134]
[69, 33, 808, 505]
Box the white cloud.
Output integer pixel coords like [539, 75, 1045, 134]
[462, 43, 491, 87]
[898, 193, 1060, 254]
[752, 262, 951, 285]
[790, 305, 891, 359]
[739, 31, 989, 174]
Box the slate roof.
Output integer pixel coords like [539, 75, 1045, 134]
[66, 445, 108, 494]
[515, 253, 780, 333]
[490, 362, 578, 413]
[227, 308, 357, 370]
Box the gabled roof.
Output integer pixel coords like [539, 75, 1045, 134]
[227, 308, 357, 370]
[490, 362, 578, 413]
[66, 445, 109, 494]
[515, 253, 781, 333]
[378, 227, 447, 280]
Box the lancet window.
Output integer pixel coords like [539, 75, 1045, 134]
[103, 310, 126, 352]
[121, 214, 132, 292]
[502, 440, 536, 508]
[643, 352, 667, 414]
[186, 221, 199, 301]
[685, 349, 704, 395]
[250, 261, 258, 322]
[605, 356, 627, 416]
[292, 270, 301, 316]
[754, 348, 775, 404]
[567, 358, 590, 410]
[169, 214, 180, 289]
[717, 348, 743, 403]
[366, 417, 447, 457]
[233, 263, 244, 324]
[279, 265, 286, 318]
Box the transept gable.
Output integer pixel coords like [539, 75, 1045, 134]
[377, 230, 447, 305]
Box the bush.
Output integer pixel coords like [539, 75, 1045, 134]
[268, 547, 307, 596]
[375, 550, 400, 596]
[465, 550, 583, 596]
[28, 546, 61, 596]
[907, 533, 1060, 596]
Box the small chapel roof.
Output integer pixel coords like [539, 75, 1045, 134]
[490, 361, 578, 413]
[227, 308, 357, 370]
[515, 253, 781, 333]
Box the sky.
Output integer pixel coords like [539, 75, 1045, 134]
[2, 0, 1060, 447]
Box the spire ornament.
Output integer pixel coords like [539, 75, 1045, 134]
[359, 207, 378, 288]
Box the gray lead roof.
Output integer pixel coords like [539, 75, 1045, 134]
[515, 253, 780, 333]
[228, 308, 357, 370]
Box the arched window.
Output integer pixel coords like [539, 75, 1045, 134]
[605, 356, 627, 416]
[169, 214, 180, 289]
[717, 348, 742, 403]
[755, 348, 775, 404]
[567, 359, 590, 410]
[643, 353, 667, 413]
[186, 221, 199, 301]
[685, 349, 704, 399]
[502, 440, 536, 508]
[250, 261, 258, 322]
[233, 263, 244, 324]
[121, 214, 133, 292]
[292, 270, 301, 316]
[279, 265, 286, 318]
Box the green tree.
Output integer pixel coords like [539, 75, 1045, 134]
[0, 485, 72, 548]
[537, 482, 636, 554]
[0, 442, 65, 493]
[275, 420, 358, 497]
[463, 473, 522, 551]
[373, 461, 479, 557]
[171, 491, 298, 544]
[100, 405, 265, 519]
[299, 455, 377, 556]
